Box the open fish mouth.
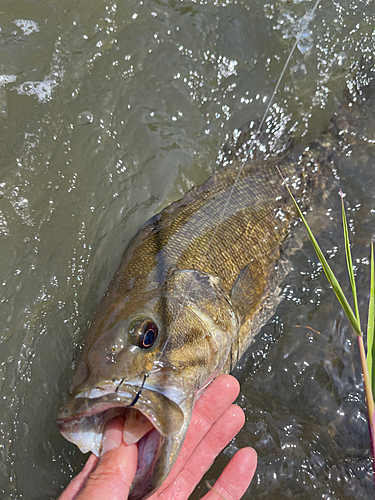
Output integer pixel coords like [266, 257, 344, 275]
[56, 384, 185, 498]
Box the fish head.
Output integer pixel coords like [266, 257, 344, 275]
[57, 269, 237, 499]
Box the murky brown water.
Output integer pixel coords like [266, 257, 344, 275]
[0, 0, 374, 498]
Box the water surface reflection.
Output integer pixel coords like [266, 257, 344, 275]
[0, 0, 374, 498]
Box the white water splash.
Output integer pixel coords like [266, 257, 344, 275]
[13, 19, 40, 36]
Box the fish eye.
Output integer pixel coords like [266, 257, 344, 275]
[129, 318, 158, 349]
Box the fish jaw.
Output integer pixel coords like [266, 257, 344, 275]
[56, 383, 194, 500]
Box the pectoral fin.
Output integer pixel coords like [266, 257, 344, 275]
[230, 260, 268, 324]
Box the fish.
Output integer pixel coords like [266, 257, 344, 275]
[56, 58, 375, 499]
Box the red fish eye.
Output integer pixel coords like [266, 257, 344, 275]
[130, 319, 158, 349]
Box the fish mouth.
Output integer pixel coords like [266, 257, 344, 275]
[56, 384, 186, 499]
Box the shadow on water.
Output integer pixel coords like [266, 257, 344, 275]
[0, 0, 374, 498]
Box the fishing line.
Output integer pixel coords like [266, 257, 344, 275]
[147, 0, 322, 379]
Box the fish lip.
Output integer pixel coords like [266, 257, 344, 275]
[57, 383, 186, 499]
[56, 389, 136, 428]
[57, 384, 184, 446]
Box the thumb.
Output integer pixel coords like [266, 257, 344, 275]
[75, 416, 138, 500]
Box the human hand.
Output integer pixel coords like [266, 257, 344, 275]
[58, 374, 257, 500]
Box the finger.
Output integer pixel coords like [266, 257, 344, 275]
[159, 404, 245, 500]
[75, 416, 138, 500]
[194, 375, 240, 427]
[172, 375, 240, 474]
[153, 374, 239, 497]
[203, 447, 257, 500]
[58, 454, 98, 500]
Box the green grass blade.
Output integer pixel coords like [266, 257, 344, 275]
[367, 239, 375, 395]
[278, 171, 361, 336]
[341, 191, 361, 327]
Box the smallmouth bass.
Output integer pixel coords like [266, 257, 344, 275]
[57, 58, 374, 500]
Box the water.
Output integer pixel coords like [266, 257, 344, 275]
[0, 0, 374, 498]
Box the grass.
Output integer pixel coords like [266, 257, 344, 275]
[278, 167, 375, 472]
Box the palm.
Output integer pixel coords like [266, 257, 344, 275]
[149, 375, 256, 500]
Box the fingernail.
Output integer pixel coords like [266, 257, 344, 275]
[102, 416, 124, 455]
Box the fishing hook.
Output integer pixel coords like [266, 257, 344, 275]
[115, 373, 149, 407]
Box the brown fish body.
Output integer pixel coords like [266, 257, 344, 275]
[57, 125, 337, 498]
